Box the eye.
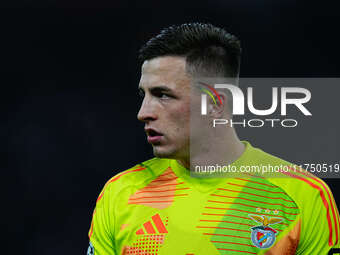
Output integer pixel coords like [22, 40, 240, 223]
[153, 90, 172, 99]
[158, 93, 171, 99]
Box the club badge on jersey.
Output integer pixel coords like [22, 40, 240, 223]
[249, 215, 282, 249]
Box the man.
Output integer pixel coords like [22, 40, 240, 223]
[87, 23, 340, 254]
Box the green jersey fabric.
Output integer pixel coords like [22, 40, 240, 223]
[88, 141, 340, 255]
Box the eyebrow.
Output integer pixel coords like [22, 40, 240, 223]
[139, 85, 173, 93]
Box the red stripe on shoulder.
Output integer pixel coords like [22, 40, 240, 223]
[282, 169, 333, 246]
[89, 209, 96, 239]
[96, 166, 147, 203]
[108, 166, 146, 183]
[292, 168, 339, 245]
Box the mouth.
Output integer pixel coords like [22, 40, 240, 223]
[145, 128, 164, 144]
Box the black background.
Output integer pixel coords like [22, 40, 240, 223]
[2, 0, 340, 254]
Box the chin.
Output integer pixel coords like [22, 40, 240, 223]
[152, 146, 178, 159]
[152, 144, 189, 161]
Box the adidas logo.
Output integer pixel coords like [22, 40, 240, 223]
[136, 213, 168, 235]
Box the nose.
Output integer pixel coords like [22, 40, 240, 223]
[137, 97, 157, 123]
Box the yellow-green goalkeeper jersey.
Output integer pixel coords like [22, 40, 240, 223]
[87, 141, 340, 255]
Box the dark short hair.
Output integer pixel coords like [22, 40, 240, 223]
[138, 23, 241, 78]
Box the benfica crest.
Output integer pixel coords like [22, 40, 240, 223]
[249, 215, 282, 249]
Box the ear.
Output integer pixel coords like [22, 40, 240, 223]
[208, 91, 227, 118]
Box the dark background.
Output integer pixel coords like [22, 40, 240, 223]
[2, 1, 339, 254]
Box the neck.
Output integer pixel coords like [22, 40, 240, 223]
[177, 127, 245, 171]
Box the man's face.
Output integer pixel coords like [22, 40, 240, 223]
[137, 56, 191, 160]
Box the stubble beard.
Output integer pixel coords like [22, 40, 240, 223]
[152, 142, 190, 162]
[152, 145, 176, 159]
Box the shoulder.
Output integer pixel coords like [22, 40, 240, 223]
[244, 142, 335, 212]
[246, 143, 330, 194]
[97, 157, 170, 199]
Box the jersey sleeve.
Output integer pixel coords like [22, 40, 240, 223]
[88, 180, 116, 255]
[296, 181, 340, 255]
